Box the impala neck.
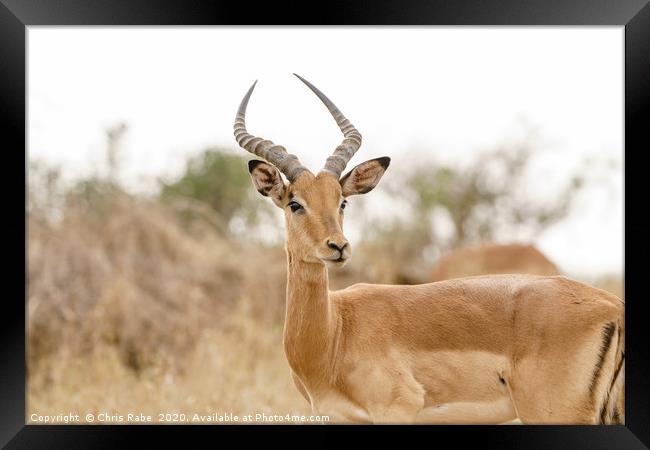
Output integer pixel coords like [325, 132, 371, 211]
[283, 250, 339, 382]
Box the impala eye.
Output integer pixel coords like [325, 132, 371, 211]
[288, 201, 303, 213]
[340, 200, 347, 210]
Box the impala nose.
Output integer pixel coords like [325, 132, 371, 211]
[327, 240, 348, 253]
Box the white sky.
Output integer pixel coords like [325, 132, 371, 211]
[27, 27, 623, 277]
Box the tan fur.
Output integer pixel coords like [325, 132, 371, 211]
[430, 243, 560, 282]
[246, 169, 627, 424]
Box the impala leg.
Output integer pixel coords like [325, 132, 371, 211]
[290, 371, 311, 404]
[510, 363, 599, 423]
[414, 397, 517, 424]
[366, 400, 422, 424]
[364, 383, 424, 424]
[510, 323, 619, 424]
[348, 362, 425, 424]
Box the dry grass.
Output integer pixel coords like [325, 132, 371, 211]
[28, 308, 310, 423]
[27, 192, 312, 423]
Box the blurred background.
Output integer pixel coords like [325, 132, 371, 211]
[27, 27, 623, 422]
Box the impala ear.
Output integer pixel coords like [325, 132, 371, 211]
[248, 160, 286, 207]
[339, 157, 390, 197]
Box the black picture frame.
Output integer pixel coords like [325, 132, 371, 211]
[2, 1, 648, 448]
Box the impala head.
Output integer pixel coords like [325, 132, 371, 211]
[234, 74, 390, 267]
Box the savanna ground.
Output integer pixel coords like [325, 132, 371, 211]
[27, 138, 622, 424]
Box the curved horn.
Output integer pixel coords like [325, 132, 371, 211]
[293, 74, 362, 178]
[233, 81, 307, 181]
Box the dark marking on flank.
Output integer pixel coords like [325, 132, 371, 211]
[256, 188, 269, 196]
[499, 376, 506, 385]
[590, 322, 616, 399]
[601, 347, 625, 424]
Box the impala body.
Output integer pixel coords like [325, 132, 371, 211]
[233, 75, 625, 424]
[430, 243, 560, 282]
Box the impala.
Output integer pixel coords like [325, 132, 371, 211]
[430, 243, 560, 282]
[233, 74, 625, 424]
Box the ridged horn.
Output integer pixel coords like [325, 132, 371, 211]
[293, 74, 362, 178]
[233, 81, 307, 181]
